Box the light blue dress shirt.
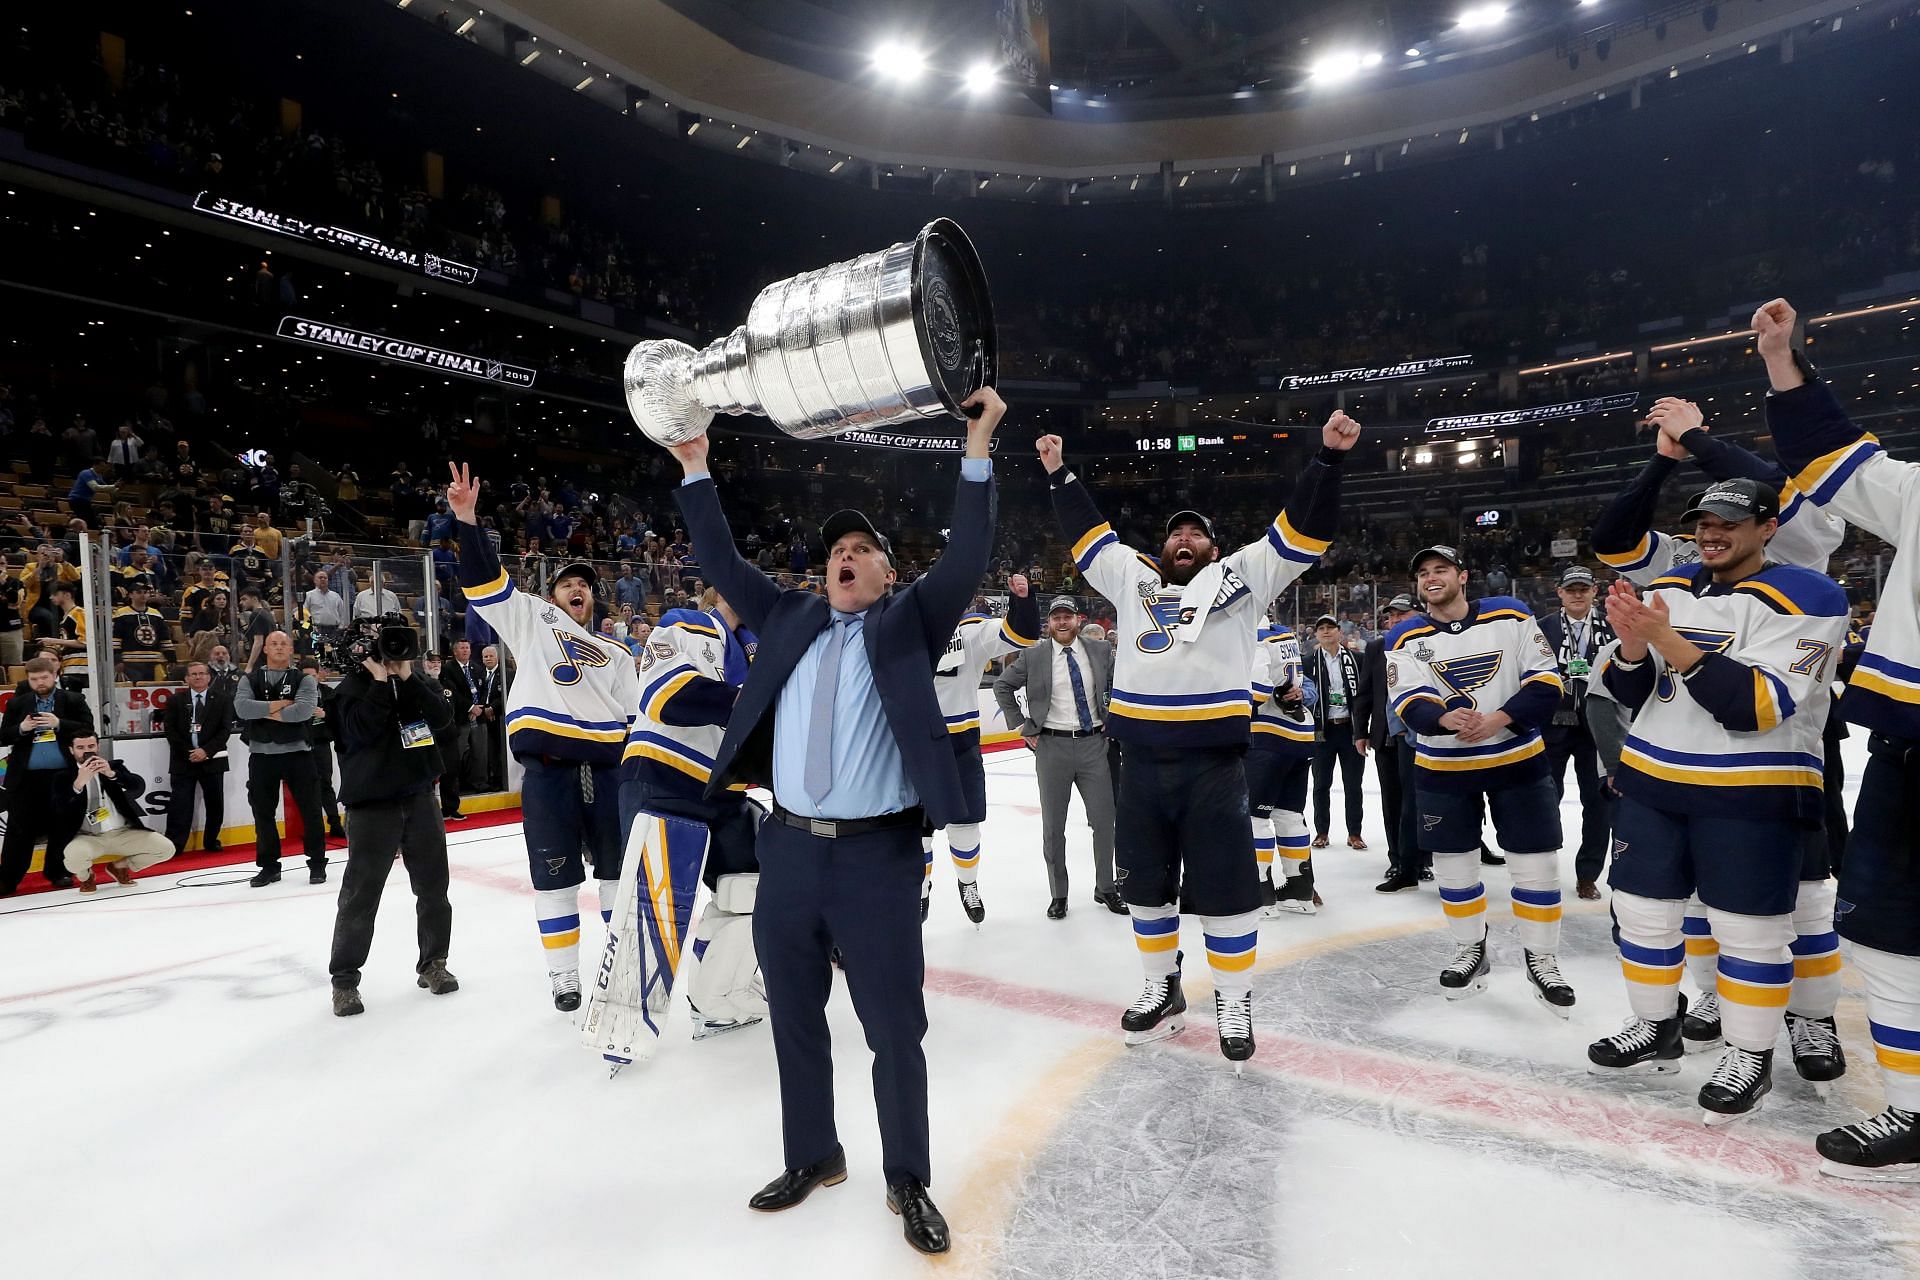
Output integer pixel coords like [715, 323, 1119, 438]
[681, 457, 991, 818]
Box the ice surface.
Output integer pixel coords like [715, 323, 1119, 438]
[2, 738, 1912, 1279]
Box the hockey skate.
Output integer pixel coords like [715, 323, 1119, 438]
[689, 1001, 765, 1041]
[1786, 1012, 1846, 1096]
[1817, 1108, 1920, 1183]
[550, 967, 582, 1013]
[1270, 876, 1318, 916]
[957, 880, 985, 927]
[1523, 950, 1575, 1018]
[1438, 937, 1489, 999]
[1699, 1046, 1772, 1125]
[1215, 990, 1255, 1075]
[1587, 994, 1687, 1076]
[1121, 951, 1187, 1046]
[1681, 990, 1723, 1054]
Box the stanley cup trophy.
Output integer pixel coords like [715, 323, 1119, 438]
[622, 218, 996, 447]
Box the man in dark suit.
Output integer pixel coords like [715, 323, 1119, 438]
[1305, 614, 1367, 849]
[1354, 595, 1427, 891]
[477, 644, 507, 790]
[441, 637, 490, 792]
[0, 655, 95, 892]
[163, 659, 235, 854]
[1535, 564, 1615, 899]
[663, 388, 1005, 1258]
[993, 595, 1123, 918]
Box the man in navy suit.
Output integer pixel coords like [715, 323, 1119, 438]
[664, 387, 1006, 1257]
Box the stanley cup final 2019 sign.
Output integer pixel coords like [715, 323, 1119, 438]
[276, 317, 537, 387]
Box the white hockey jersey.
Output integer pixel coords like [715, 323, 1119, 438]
[1768, 379, 1920, 741]
[1049, 457, 1343, 748]
[934, 592, 1039, 736]
[1597, 561, 1847, 823]
[621, 608, 751, 803]
[1386, 597, 1565, 790]
[1251, 625, 1315, 758]
[457, 523, 637, 765]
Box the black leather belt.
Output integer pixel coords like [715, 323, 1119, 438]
[1039, 727, 1102, 739]
[770, 804, 924, 839]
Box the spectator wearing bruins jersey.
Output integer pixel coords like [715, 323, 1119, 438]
[1039, 410, 1356, 1070]
[48, 581, 89, 689]
[228, 525, 274, 602]
[112, 577, 170, 683]
[1587, 473, 1847, 1127]
[923, 574, 1038, 925]
[1249, 621, 1318, 916]
[447, 462, 639, 1015]
[1594, 395, 1850, 1077]
[1385, 545, 1571, 1012]
[1760, 296, 1920, 1178]
[613, 589, 765, 1043]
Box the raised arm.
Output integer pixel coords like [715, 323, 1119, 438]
[902, 389, 1005, 654]
[1041, 435, 1156, 604]
[664, 435, 783, 632]
[1655, 395, 1845, 571]
[1225, 410, 1359, 603]
[1591, 435, 1686, 585]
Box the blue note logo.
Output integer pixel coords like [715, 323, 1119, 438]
[1135, 594, 1193, 654]
[551, 629, 615, 686]
[1431, 652, 1502, 709]
[1655, 627, 1735, 701]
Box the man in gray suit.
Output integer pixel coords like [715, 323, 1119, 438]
[994, 597, 1125, 920]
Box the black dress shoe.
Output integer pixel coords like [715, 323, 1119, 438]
[45, 874, 76, 890]
[886, 1177, 951, 1255]
[1096, 888, 1128, 915]
[1375, 872, 1421, 893]
[1046, 897, 1068, 920]
[1418, 868, 1434, 881]
[748, 1150, 848, 1212]
[203, 840, 224, 853]
[1480, 849, 1507, 867]
[249, 867, 282, 888]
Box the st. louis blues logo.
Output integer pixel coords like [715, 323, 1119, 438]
[550, 629, 615, 686]
[1431, 652, 1503, 708]
[1655, 627, 1736, 701]
[1136, 594, 1192, 654]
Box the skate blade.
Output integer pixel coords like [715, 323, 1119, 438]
[1275, 902, 1316, 916]
[1530, 989, 1574, 1020]
[1124, 1016, 1185, 1047]
[1231, 1060, 1246, 1077]
[1586, 1058, 1682, 1077]
[1440, 977, 1489, 1001]
[691, 1015, 765, 1042]
[1819, 1158, 1920, 1184]
[1702, 1097, 1765, 1127]
[1682, 1036, 1724, 1055]
[1802, 1076, 1839, 1100]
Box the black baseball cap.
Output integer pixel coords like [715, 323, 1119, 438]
[1559, 565, 1596, 587]
[1383, 593, 1418, 614]
[1680, 478, 1780, 525]
[821, 509, 894, 563]
[1410, 544, 1464, 573]
[1165, 510, 1216, 540]
[1313, 613, 1340, 628]
[551, 561, 598, 590]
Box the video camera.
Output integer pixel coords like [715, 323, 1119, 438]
[342, 611, 421, 666]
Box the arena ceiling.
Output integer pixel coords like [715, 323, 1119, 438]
[452, 0, 1864, 181]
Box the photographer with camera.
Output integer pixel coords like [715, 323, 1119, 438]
[57, 733, 175, 891]
[326, 613, 457, 1017]
[234, 631, 328, 887]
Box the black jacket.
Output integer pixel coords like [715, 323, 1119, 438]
[1351, 636, 1395, 750]
[333, 668, 456, 806]
[162, 686, 236, 775]
[1, 682, 96, 786]
[1537, 610, 1613, 738]
[54, 763, 153, 833]
[441, 660, 483, 717]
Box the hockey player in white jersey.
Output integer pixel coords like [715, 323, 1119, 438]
[1385, 547, 1572, 1012]
[1592, 397, 1849, 1090]
[921, 575, 1039, 923]
[1039, 409, 1358, 1069]
[587, 589, 763, 1069]
[1587, 468, 1848, 1125]
[448, 463, 638, 1013]
[1762, 295, 1920, 1177]
[1249, 620, 1317, 917]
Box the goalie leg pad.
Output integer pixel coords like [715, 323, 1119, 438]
[692, 874, 766, 1027]
[581, 809, 712, 1065]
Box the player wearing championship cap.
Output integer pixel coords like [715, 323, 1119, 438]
[922, 575, 1038, 924]
[1586, 462, 1848, 1126]
[446, 462, 638, 1013]
[1036, 409, 1358, 1070]
[1592, 396, 1850, 1087]
[1385, 544, 1573, 1013]
[1762, 296, 1920, 1178]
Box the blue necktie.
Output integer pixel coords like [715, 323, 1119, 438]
[191, 694, 203, 749]
[805, 619, 848, 804]
[1064, 646, 1094, 732]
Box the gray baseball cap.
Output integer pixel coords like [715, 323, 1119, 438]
[1047, 596, 1080, 615]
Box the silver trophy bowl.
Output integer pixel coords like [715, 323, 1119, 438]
[623, 218, 996, 447]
